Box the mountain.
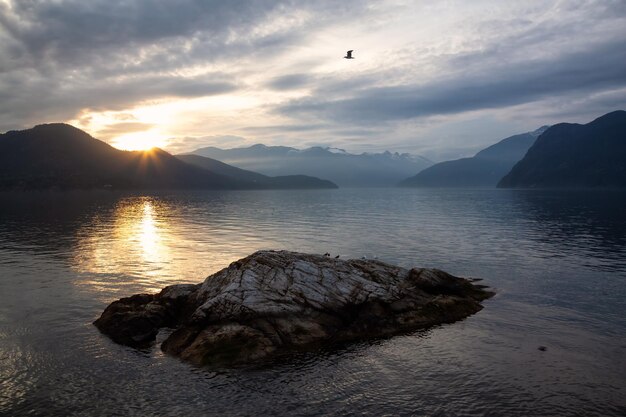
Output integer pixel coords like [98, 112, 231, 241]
[399, 127, 548, 187]
[0, 124, 336, 190]
[498, 111, 626, 188]
[190, 144, 433, 187]
[176, 154, 337, 189]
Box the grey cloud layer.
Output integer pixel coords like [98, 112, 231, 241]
[1, 0, 287, 65]
[277, 39, 626, 124]
[0, 0, 365, 130]
[1, 0, 625, 155]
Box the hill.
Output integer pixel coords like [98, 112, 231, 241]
[498, 111, 626, 188]
[176, 154, 337, 189]
[190, 144, 432, 187]
[0, 124, 336, 190]
[399, 127, 548, 187]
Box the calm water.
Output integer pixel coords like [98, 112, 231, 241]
[0, 188, 625, 416]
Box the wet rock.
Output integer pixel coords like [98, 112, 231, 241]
[94, 250, 494, 365]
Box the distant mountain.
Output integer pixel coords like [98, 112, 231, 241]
[176, 154, 337, 189]
[399, 127, 548, 187]
[498, 111, 626, 188]
[0, 124, 336, 190]
[190, 144, 433, 187]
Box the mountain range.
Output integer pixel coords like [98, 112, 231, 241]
[188, 144, 433, 187]
[0, 124, 337, 190]
[498, 110, 626, 188]
[176, 154, 337, 189]
[399, 126, 549, 187]
[4, 110, 624, 191]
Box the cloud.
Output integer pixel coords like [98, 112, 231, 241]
[0, 71, 238, 130]
[166, 134, 252, 154]
[266, 73, 312, 90]
[240, 123, 329, 133]
[277, 39, 626, 124]
[0, 1, 287, 66]
[95, 122, 155, 138]
[0, 0, 369, 131]
[1, 0, 625, 157]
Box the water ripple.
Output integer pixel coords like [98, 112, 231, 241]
[0, 188, 625, 416]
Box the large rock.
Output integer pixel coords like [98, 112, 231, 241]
[94, 250, 494, 366]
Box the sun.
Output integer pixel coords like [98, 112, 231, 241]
[111, 131, 168, 151]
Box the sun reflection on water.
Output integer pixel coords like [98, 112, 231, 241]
[137, 200, 160, 264]
[73, 197, 178, 293]
[70, 195, 260, 296]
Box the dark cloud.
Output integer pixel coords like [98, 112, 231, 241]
[267, 73, 311, 90]
[0, 0, 285, 66]
[166, 134, 251, 154]
[0, 71, 237, 130]
[1, 0, 625, 156]
[0, 0, 365, 72]
[241, 123, 329, 133]
[95, 122, 155, 138]
[0, 0, 367, 130]
[277, 40, 626, 124]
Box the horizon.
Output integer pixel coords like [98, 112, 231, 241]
[1, 1, 625, 160]
[4, 109, 621, 163]
[2, 2, 626, 414]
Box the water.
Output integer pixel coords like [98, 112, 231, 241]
[0, 188, 625, 416]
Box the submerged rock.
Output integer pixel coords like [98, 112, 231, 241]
[94, 250, 494, 366]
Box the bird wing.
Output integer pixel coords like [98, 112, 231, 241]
[347, 50, 353, 57]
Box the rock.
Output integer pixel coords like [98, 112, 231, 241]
[94, 250, 494, 366]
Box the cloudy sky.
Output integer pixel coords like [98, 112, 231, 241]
[1, 0, 625, 161]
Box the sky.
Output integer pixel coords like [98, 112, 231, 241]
[1, 0, 625, 161]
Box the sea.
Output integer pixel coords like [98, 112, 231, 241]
[0, 188, 625, 416]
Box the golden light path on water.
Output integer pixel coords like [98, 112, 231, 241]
[70, 196, 267, 296]
[1, 190, 625, 415]
[136, 200, 161, 265]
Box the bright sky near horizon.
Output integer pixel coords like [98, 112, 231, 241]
[1, 0, 625, 160]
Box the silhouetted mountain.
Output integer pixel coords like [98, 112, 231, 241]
[0, 124, 338, 190]
[0, 124, 256, 190]
[498, 111, 626, 188]
[399, 127, 548, 187]
[191, 144, 433, 187]
[176, 154, 337, 189]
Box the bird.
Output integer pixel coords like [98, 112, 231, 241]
[335, 255, 340, 259]
[324, 253, 330, 257]
[344, 50, 355, 59]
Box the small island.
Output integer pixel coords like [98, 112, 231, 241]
[95, 250, 494, 366]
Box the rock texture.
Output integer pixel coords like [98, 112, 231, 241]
[95, 250, 494, 366]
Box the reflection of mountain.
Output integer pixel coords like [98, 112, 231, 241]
[189, 144, 433, 187]
[176, 154, 337, 189]
[499, 111, 626, 188]
[0, 124, 336, 190]
[400, 127, 548, 187]
[0, 192, 121, 257]
[507, 189, 626, 269]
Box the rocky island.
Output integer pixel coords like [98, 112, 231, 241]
[95, 250, 494, 366]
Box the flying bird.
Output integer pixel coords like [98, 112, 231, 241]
[344, 50, 355, 59]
